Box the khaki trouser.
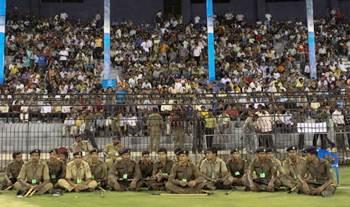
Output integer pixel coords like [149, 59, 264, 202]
[274, 174, 297, 189]
[108, 175, 142, 191]
[145, 180, 167, 191]
[57, 179, 97, 192]
[246, 179, 272, 192]
[297, 181, 337, 196]
[229, 174, 249, 187]
[165, 181, 205, 194]
[14, 181, 53, 195]
[173, 128, 185, 149]
[149, 129, 161, 152]
[204, 175, 235, 190]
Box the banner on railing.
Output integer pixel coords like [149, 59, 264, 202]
[297, 122, 327, 133]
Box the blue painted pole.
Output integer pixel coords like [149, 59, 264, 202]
[306, 0, 317, 79]
[0, 0, 6, 85]
[102, 0, 116, 88]
[206, 0, 216, 82]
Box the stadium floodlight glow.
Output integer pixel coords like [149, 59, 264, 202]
[0, 0, 6, 84]
[306, 0, 317, 80]
[207, 0, 216, 82]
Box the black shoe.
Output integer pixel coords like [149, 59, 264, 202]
[51, 189, 62, 197]
[16, 190, 25, 198]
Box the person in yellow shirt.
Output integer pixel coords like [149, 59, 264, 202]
[200, 106, 209, 119]
[94, 36, 103, 59]
[9, 64, 18, 76]
[95, 37, 103, 48]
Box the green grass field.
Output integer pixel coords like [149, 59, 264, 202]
[1, 167, 350, 207]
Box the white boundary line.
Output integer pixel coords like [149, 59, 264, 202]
[337, 186, 350, 189]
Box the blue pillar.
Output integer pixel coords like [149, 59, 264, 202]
[306, 0, 317, 79]
[206, 0, 216, 82]
[102, 0, 116, 88]
[0, 0, 6, 85]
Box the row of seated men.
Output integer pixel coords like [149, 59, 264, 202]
[1, 145, 336, 197]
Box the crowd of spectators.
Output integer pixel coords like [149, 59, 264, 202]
[1, 10, 350, 151]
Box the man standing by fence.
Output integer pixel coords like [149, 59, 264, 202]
[243, 112, 257, 153]
[147, 108, 163, 152]
[313, 106, 335, 149]
[171, 105, 186, 149]
[255, 107, 274, 150]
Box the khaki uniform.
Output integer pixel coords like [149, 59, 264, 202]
[226, 158, 249, 186]
[148, 159, 174, 190]
[70, 141, 94, 155]
[1, 160, 24, 189]
[104, 143, 122, 170]
[171, 110, 185, 149]
[147, 113, 163, 152]
[298, 158, 336, 196]
[283, 156, 307, 180]
[272, 158, 284, 174]
[166, 162, 205, 194]
[279, 156, 307, 188]
[139, 160, 153, 179]
[111, 114, 122, 136]
[47, 158, 65, 185]
[271, 157, 296, 189]
[57, 160, 97, 191]
[14, 160, 53, 194]
[139, 160, 154, 188]
[88, 159, 108, 187]
[108, 159, 142, 191]
[200, 158, 232, 189]
[247, 158, 276, 191]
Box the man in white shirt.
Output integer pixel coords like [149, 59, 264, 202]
[60, 12, 68, 21]
[59, 48, 69, 65]
[127, 114, 138, 136]
[193, 43, 203, 64]
[20, 104, 29, 122]
[41, 102, 52, 121]
[141, 39, 153, 53]
[332, 106, 346, 150]
[0, 102, 9, 113]
[220, 76, 231, 85]
[141, 81, 152, 90]
[255, 108, 274, 149]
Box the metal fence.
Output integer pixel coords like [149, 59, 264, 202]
[1, 91, 350, 170]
